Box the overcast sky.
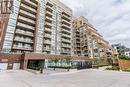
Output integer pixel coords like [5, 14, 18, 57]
[60, 0, 130, 47]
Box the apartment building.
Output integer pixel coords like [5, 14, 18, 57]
[0, 0, 72, 55]
[0, 0, 45, 53]
[72, 16, 113, 60]
[0, 0, 114, 70]
[0, 0, 74, 70]
[43, 0, 72, 55]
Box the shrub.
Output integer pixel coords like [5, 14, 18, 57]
[123, 68, 130, 72]
[106, 66, 119, 71]
[119, 55, 130, 60]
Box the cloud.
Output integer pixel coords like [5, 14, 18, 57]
[60, 0, 130, 47]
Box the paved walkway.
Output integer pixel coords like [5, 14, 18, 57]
[0, 69, 130, 87]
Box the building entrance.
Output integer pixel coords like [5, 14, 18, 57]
[27, 60, 45, 71]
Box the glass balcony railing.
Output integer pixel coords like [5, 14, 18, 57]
[62, 23, 71, 30]
[62, 14, 71, 21]
[62, 12, 71, 17]
[46, 5, 53, 12]
[16, 29, 34, 36]
[46, 10, 53, 16]
[44, 34, 51, 38]
[61, 50, 71, 53]
[44, 28, 51, 33]
[14, 37, 33, 43]
[62, 39, 71, 44]
[62, 34, 71, 38]
[62, 19, 71, 25]
[62, 44, 71, 48]
[44, 40, 51, 44]
[25, 0, 37, 7]
[45, 22, 52, 27]
[17, 22, 35, 30]
[45, 16, 52, 21]
[13, 45, 33, 50]
[62, 28, 71, 34]
[43, 47, 51, 51]
[18, 16, 35, 24]
[20, 9, 36, 18]
[21, 3, 36, 13]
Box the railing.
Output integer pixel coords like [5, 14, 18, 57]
[46, 16, 52, 21]
[46, 5, 53, 11]
[62, 34, 71, 38]
[61, 50, 71, 53]
[13, 46, 33, 50]
[44, 28, 51, 32]
[14, 37, 33, 43]
[16, 29, 34, 36]
[44, 41, 51, 44]
[45, 22, 52, 27]
[44, 34, 51, 37]
[17, 22, 35, 30]
[62, 39, 71, 43]
[46, 10, 53, 15]
[21, 3, 36, 12]
[62, 28, 71, 34]
[62, 18, 71, 25]
[20, 9, 36, 18]
[62, 23, 71, 30]
[18, 15, 35, 24]
[62, 14, 71, 21]
[25, 0, 37, 7]
[43, 47, 51, 51]
[62, 44, 71, 48]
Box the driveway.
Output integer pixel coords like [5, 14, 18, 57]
[0, 69, 130, 87]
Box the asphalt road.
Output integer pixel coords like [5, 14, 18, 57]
[0, 69, 130, 87]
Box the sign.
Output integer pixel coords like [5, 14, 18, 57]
[0, 0, 13, 14]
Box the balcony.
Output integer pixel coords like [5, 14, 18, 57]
[46, 10, 53, 17]
[13, 45, 33, 51]
[62, 29, 71, 34]
[61, 50, 71, 54]
[62, 44, 71, 48]
[76, 45, 80, 47]
[46, 2, 53, 7]
[44, 34, 51, 39]
[15, 29, 34, 37]
[44, 40, 51, 45]
[45, 16, 52, 22]
[62, 12, 71, 17]
[17, 22, 35, 31]
[62, 39, 71, 44]
[14, 38, 33, 44]
[19, 9, 36, 19]
[62, 23, 71, 30]
[46, 5, 53, 12]
[23, 0, 37, 8]
[43, 47, 51, 51]
[62, 34, 71, 39]
[44, 22, 52, 28]
[62, 19, 71, 26]
[21, 3, 36, 13]
[44, 28, 51, 33]
[18, 15, 35, 24]
[62, 14, 71, 22]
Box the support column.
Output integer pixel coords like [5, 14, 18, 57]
[23, 59, 28, 70]
[104, 47, 107, 64]
[98, 44, 101, 64]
